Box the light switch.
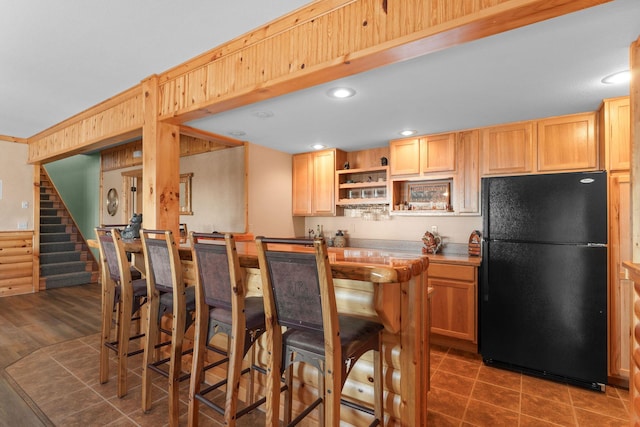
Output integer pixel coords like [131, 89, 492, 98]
[21, 201, 29, 209]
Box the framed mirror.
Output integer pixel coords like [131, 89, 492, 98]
[180, 173, 193, 215]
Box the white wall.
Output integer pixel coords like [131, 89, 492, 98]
[0, 140, 34, 231]
[247, 142, 304, 237]
[305, 214, 483, 246]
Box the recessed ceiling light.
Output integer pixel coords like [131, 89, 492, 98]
[311, 144, 326, 150]
[326, 87, 356, 99]
[400, 130, 417, 136]
[228, 130, 246, 137]
[601, 70, 630, 85]
[252, 110, 274, 119]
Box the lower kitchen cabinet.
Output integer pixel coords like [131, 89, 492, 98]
[429, 261, 478, 352]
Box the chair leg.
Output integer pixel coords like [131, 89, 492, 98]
[188, 307, 208, 427]
[100, 283, 116, 385]
[168, 302, 187, 427]
[265, 328, 283, 427]
[225, 322, 246, 427]
[141, 298, 160, 413]
[117, 293, 133, 398]
[283, 365, 293, 425]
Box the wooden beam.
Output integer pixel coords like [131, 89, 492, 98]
[179, 125, 244, 147]
[26, 0, 611, 163]
[0, 135, 27, 143]
[157, 0, 612, 124]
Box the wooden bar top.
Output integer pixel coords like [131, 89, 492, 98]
[89, 238, 429, 283]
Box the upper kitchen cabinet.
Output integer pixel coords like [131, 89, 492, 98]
[390, 132, 456, 177]
[389, 137, 421, 175]
[481, 112, 599, 176]
[537, 112, 598, 172]
[456, 130, 480, 214]
[421, 133, 457, 174]
[481, 121, 535, 176]
[600, 96, 630, 172]
[292, 149, 346, 216]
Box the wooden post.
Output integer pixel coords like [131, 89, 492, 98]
[628, 35, 639, 425]
[141, 75, 180, 235]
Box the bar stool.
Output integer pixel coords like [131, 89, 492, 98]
[188, 232, 266, 426]
[140, 229, 196, 426]
[255, 237, 385, 427]
[95, 227, 147, 398]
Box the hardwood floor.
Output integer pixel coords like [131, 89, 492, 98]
[0, 283, 102, 427]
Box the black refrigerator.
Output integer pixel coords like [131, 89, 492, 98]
[480, 171, 607, 391]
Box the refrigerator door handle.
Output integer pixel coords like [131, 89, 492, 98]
[587, 243, 607, 247]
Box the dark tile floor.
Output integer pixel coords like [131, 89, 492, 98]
[4, 335, 631, 426]
[428, 344, 629, 426]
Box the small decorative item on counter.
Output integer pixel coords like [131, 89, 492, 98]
[468, 230, 481, 256]
[422, 230, 442, 255]
[334, 230, 346, 248]
[343, 161, 350, 170]
[121, 213, 142, 239]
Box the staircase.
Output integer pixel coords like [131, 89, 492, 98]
[39, 168, 99, 290]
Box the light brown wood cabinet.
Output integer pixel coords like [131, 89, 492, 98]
[537, 112, 597, 172]
[429, 262, 478, 351]
[609, 173, 631, 385]
[456, 130, 480, 214]
[292, 149, 345, 216]
[389, 137, 420, 175]
[390, 132, 456, 177]
[481, 121, 535, 175]
[481, 112, 599, 176]
[601, 96, 631, 171]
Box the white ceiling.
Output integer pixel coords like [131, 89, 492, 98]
[2, 0, 639, 155]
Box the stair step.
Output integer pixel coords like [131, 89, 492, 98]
[41, 260, 88, 276]
[40, 251, 82, 264]
[40, 233, 72, 243]
[40, 241, 77, 253]
[40, 193, 50, 201]
[40, 216, 62, 225]
[42, 271, 94, 289]
[40, 200, 54, 208]
[41, 208, 63, 216]
[40, 224, 66, 234]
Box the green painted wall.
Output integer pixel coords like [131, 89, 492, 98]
[45, 153, 100, 257]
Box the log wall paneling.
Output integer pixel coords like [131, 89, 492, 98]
[0, 231, 35, 296]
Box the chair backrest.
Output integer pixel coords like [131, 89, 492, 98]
[140, 229, 181, 294]
[95, 227, 122, 283]
[255, 237, 338, 336]
[190, 232, 238, 309]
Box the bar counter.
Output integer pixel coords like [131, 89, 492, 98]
[90, 238, 432, 426]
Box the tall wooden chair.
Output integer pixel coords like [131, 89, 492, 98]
[255, 237, 384, 426]
[188, 232, 266, 426]
[95, 227, 147, 398]
[140, 229, 196, 426]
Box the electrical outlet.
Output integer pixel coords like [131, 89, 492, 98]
[431, 225, 438, 234]
[17, 221, 28, 230]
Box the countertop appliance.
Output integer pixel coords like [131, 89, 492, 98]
[480, 171, 607, 391]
